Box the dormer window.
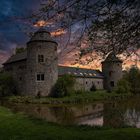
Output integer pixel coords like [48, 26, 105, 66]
[38, 55, 44, 62]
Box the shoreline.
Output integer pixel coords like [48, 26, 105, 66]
[3, 91, 133, 105]
[0, 106, 140, 140]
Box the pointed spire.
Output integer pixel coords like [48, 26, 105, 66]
[104, 52, 122, 63]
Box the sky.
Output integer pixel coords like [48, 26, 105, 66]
[0, 0, 92, 68]
[0, 0, 40, 66]
[0, 0, 139, 69]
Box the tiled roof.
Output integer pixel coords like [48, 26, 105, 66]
[58, 66, 104, 78]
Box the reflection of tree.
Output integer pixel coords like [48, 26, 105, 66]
[104, 98, 140, 128]
[124, 109, 140, 127]
[103, 102, 126, 128]
[123, 97, 140, 127]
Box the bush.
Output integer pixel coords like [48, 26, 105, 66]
[0, 72, 17, 96]
[51, 74, 75, 98]
[127, 67, 140, 94]
[115, 66, 140, 94]
[115, 79, 131, 94]
[90, 84, 96, 91]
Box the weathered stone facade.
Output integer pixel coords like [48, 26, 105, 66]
[102, 52, 123, 91]
[26, 29, 58, 96]
[3, 59, 27, 95]
[3, 28, 123, 96]
[74, 77, 103, 91]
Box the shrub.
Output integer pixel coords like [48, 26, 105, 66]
[0, 72, 17, 96]
[127, 67, 140, 94]
[75, 90, 85, 95]
[51, 74, 75, 98]
[115, 79, 131, 94]
[116, 66, 140, 94]
[90, 84, 96, 91]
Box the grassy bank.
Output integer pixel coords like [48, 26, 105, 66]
[0, 106, 140, 140]
[6, 90, 132, 104]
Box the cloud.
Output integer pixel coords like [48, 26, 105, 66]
[51, 29, 67, 37]
[34, 20, 54, 27]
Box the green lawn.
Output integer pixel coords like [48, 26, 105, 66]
[0, 106, 140, 140]
[7, 90, 132, 104]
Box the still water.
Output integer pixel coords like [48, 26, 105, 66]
[0, 97, 140, 128]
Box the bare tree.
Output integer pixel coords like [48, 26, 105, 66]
[33, 0, 139, 55]
[14, 0, 140, 63]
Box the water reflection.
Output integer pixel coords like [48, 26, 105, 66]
[0, 97, 140, 128]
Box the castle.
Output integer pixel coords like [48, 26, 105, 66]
[3, 28, 123, 96]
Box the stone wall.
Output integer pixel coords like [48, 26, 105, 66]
[102, 62, 122, 91]
[74, 77, 104, 91]
[4, 60, 27, 95]
[26, 41, 58, 96]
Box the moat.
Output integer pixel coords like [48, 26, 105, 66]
[0, 97, 140, 128]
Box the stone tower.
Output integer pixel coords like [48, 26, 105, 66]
[102, 52, 123, 91]
[26, 28, 58, 96]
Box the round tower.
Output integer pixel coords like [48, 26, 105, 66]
[26, 28, 58, 96]
[102, 52, 123, 91]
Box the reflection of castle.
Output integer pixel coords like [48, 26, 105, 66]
[1, 100, 140, 128]
[1, 101, 104, 126]
[3, 28, 122, 96]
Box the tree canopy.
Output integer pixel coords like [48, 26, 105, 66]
[30, 0, 140, 59]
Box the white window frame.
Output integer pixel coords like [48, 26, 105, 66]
[36, 73, 45, 81]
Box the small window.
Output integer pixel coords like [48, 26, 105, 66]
[109, 71, 114, 76]
[86, 81, 88, 84]
[40, 33, 44, 37]
[37, 74, 45, 81]
[110, 81, 114, 87]
[38, 55, 44, 62]
[19, 77, 22, 81]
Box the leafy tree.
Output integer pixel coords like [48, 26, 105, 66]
[116, 66, 140, 94]
[115, 78, 131, 94]
[15, 47, 26, 54]
[125, 67, 140, 94]
[51, 74, 75, 98]
[0, 72, 17, 96]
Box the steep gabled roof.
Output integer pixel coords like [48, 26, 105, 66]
[3, 51, 27, 65]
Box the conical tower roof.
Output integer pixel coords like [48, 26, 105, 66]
[103, 52, 122, 63]
[27, 27, 57, 45]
